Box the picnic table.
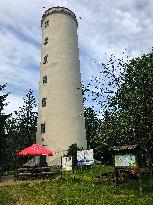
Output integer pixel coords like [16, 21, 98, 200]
[16, 166, 54, 179]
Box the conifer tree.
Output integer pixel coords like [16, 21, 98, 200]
[15, 89, 38, 150]
[0, 84, 11, 169]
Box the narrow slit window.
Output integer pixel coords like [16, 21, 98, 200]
[44, 37, 48, 45]
[42, 98, 47, 107]
[43, 75, 47, 84]
[45, 20, 49, 28]
[41, 123, 45, 134]
[43, 55, 48, 64]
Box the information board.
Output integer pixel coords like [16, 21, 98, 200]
[115, 154, 136, 167]
[77, 149, 94, 165]
[61, 156, 72, 171]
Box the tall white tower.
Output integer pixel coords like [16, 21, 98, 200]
[37, 7, 87, 165]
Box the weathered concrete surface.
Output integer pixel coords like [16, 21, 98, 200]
[37, 7, 87, 165]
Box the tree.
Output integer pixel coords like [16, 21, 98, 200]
[67, 143, 82, 168]
[81, 53, 125, 115]
[81, 55, 124, 161]
[110, 51, 153, 178]
[15, 89, 38, 150]
[84, 107, 102, 149]
[0, 84, 11, 170]
[83, 50, 153, 171]
[3, 89, 38, 170]
[90, 50, 153, 179]
[4, 118, 19, 170]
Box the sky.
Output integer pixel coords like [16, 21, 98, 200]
[0, 0, 153, 116]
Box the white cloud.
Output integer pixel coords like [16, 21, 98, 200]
[0, 31, 40, 90]
[3, 92, 38, 117]
[3, 93, 24, 116]
[0, 0, 153, 115]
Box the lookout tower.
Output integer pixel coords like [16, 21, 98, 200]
[36, 7, 87, 165]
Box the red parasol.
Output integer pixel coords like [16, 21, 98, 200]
[16, 144, 53, 156]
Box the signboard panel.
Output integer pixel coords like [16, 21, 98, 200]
[77, 149, 94, 165]
[115, 154, 136, 167]
[61, 156, 72, 171]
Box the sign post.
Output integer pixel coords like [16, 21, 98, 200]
[77, 149, 94, 166]
[77, 149, 94, 182]
[110, 145, 143, 194]
[61, 156, 73, 180]
[61, 156, 73, 172]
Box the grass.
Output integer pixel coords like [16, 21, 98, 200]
[0, 165, 153, 205]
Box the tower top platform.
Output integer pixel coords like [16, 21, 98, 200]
[41, 6, 78, 27]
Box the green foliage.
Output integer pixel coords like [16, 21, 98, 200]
[92, 111, 115, 162]
[3, 118, 19, 170]
[83, 50, 153, 170]
[15, 89, 37, 149]
[0, 84, 10, 114]
[67, 143, 78, 156]
[109, 52, 153, 169]
[2, 89, 38, 170]
[84, 107, 102, 149]
[67, 143, 82, 168]
[84, 107, 112, 162]
[0, 84, 11, 170]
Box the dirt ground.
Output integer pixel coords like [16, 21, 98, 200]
[0, 176, 43, 186]
[0, 176, 17, 186]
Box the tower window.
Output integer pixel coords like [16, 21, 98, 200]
[41, 138, 44, 142]
[45, 20, 49, 28]
[43, 75, 47, 84]
[44, 37, 48, 45]
[43, 55, 48, 64]
[41, 123, 45, 133]
[42, 98, 47, 107]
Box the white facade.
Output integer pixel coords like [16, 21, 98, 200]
[36, 7, 87, 165]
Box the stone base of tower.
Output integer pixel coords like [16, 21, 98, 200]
[47, 143, 87, 166]
[33, 152, 67, 166]
[36, 130, 87, 166]
[46, 149, 68, 166]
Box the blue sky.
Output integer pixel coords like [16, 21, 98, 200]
[0, 0, 153, 115]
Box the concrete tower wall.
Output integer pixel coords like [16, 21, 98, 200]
[37, 7, 87, 165]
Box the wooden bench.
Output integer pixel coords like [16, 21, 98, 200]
[18, 172, 32, 176]
[16, 166, 54, 179]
